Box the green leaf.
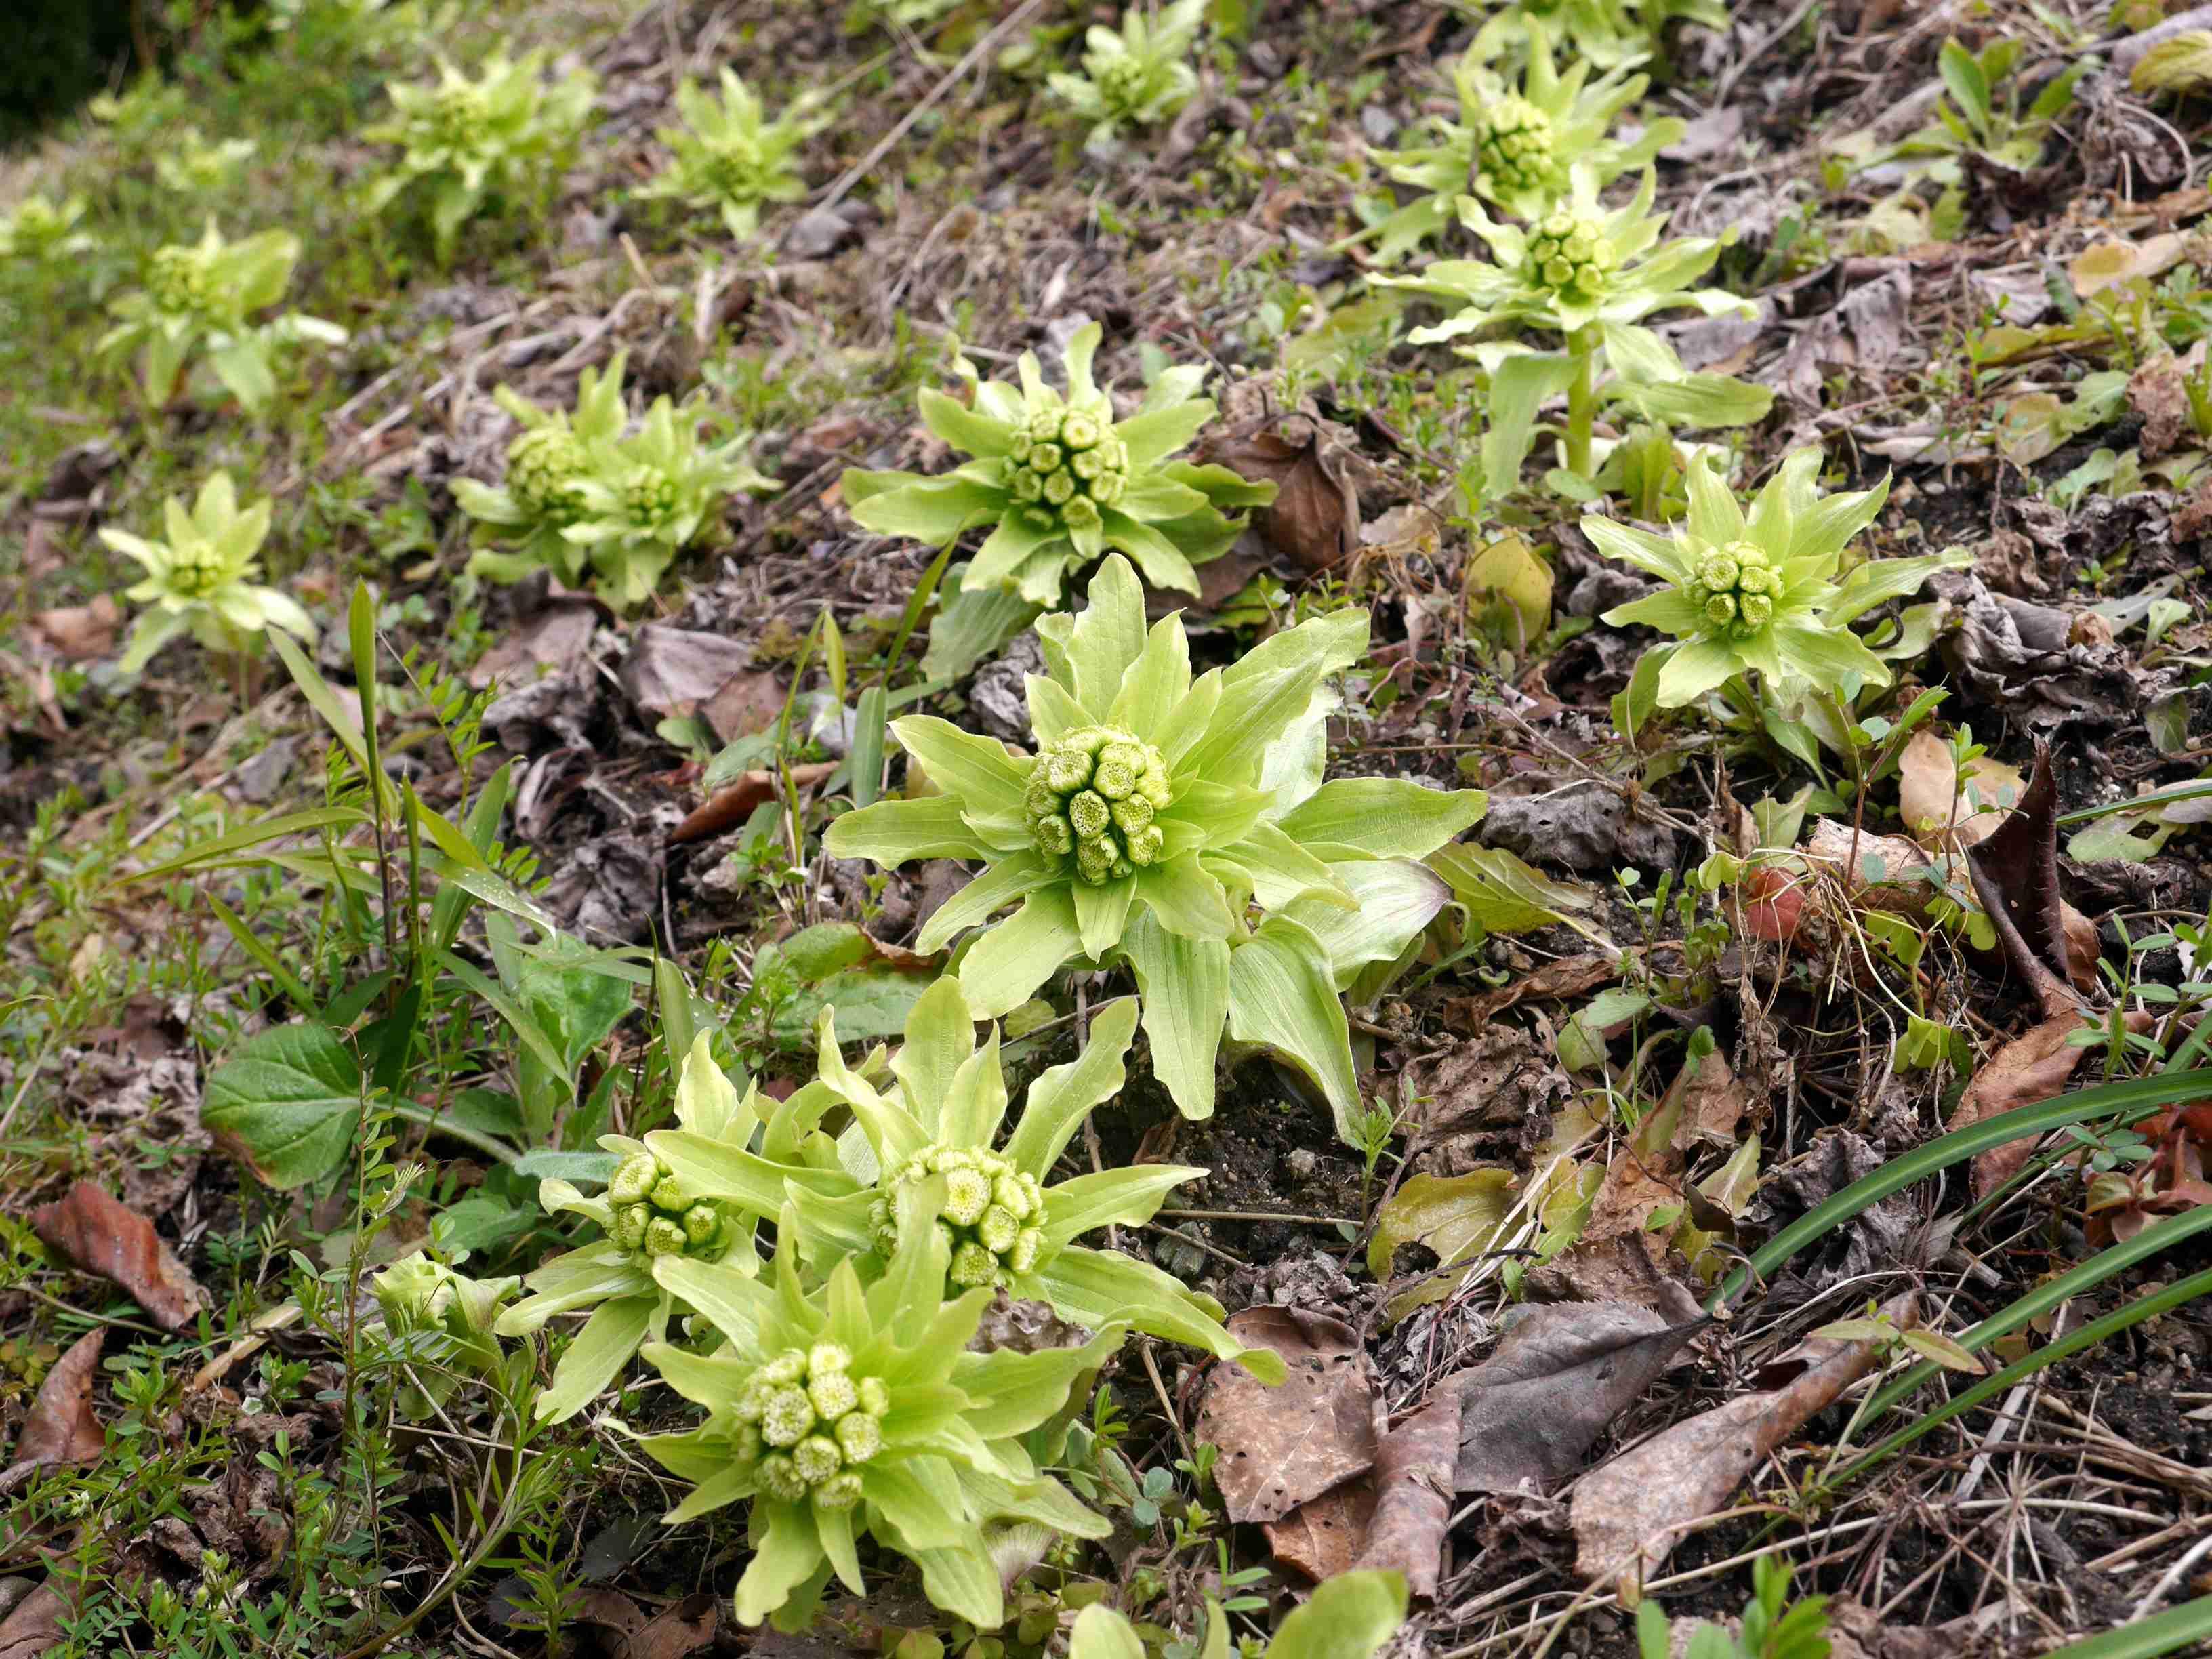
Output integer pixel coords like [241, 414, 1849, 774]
[824, 796, 996, 865]
[2036, 1595, 2212, 1659]
[1267, 1572, 1408, 1659]
[1939, 37, 1993, 138]
[1428, 843, 1599, 938]
[734, 1502, 828, 1628]
[1483, 351, 1579, 497]
[1226, 917, 1360, 1136]
[1071, 1605, 1146, 1659]
[1042, 1165, 1198, 1248]
[957, 888, 1085, 1019]
[1122, 913, 1229, 1119]
[1282, 859, 1451, 991]
[1005, 996, 1139, 1179]
[202, 1023, 363, 1189]
[1275, 778, 1487, 859]
[923, 577, 1042, 684]
[535, 1295, 654, 1422]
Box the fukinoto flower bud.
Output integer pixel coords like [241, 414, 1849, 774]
[506, 426, 589, 522]
[870, 1141, 1050, 1289]
[1023, 724, 1173, 885]
[606, 1154, 727, 1262]
[1474, 96, 1557, 196]
[741, 1345, 892, 1502]
[1525, 210, 1615, 299]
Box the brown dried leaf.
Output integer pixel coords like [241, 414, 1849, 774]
[1, 1330, 105, 1490]
[1197, 1307, 1378, 1524]
[30, 596, 119, 663]
[1570, 1292, 1917, 1594]
[669, 761, 839, 846]
[31, 1181, 204, 1331]
[0, 1582, 70, 1659]
[2129, 352, 2192, 462]
[1963, 743, 2076, 1019]
[621, 626, 758, 720]
[1443, 951, 1628, 1029]
[1265, 1481, 1373, 1583]
[468, 599, 602, 690]
[1952, 1010, 2156, 1197]
[1191, 419, 1358, 573]
[1349, 1393, 1460, 1600]
[1895, 731, 2024, 852]
[1452, 1303, 1705, 1496]
[621, 1591, 718, 1659]
[700, 670, 793, 746]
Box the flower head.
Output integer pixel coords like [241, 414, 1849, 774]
[0, 193, 95, 263]
[1589, 448, 1967, 705]
[821, 555, 1483, 1125]
[97, 220, 346, 413]
[455, 351, 632, 590]
[362, 50, 597, 260]
[1047, 0, 1205, 146]
[1351, 20, 1681, 264]
[1377, 167, 1744, 340]
[636, 68, 825, 241]
[842, 324, 1272, 605]
[635, 1214, 1123, 1632]
[98, 472, 318, 672]
[495, 1034, 774, 1422]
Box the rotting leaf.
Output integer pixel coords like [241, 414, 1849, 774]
[1, 1329, 105, 1492]
[1570, 1292, 1918, 1597]
[1428, 844, 1600, 940]
[621, 1590, 718, 1659]
[1451, 1302, 1706, 1496]
[2067, 233, 2186, 300]
[1197, 1307, 1378, 1525]
[1367, 1169, 1517, 1320]
[31, 1181, 204, 1331]
[1191, 419, 1359, 573]
[1463, 533, 1552, 644]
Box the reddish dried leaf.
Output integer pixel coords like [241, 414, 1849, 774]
[1197, 1307, 1377, 1524]
[1265, 1481, 1374, 1583]
[621, 1590, 718, 1659]
[2, 1330, 105, 1488]
[30, 596, 119, 663]
[1954, 1010, 2156, 1197]
[1570, 1293, 1917, 1595]
[1349, 1393, 1460, 1600]
[669, 762, 838, 846]
[31, 1181, 203, 1331]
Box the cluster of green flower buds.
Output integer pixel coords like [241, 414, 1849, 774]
[606, 1151, 725, 1260]
[504, 426, 591, 523]
[147, 245, 219, 321]
[619, 466, 680, 531]
[730, 1342, 887, 1509]
[1473, 96, 1557, 196]
[1024, 724, 1174, 885]
[1683, 539, 1782, 640]
[873, 1142, 1048, 1289]
[1005, 401, 1130, 535]
[431, 83, 492, 152]
[163, 538, 230, 599]
[1525, 209, 1615, 300]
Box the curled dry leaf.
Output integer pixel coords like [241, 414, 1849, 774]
[1452, 1302, 1706, 1497]
[668, 760, 838, 845]
[1963, 743, 2077, 1019]
[31, 1181, 205, 1332]
[1570, 1292, 1919, 1595]
[1, 1329, 106, 1492]
[1443, 951, 1629, 1031]
[1191, 418, 1359, 573]
[1197, 1307, 1378, 1525]
[1347, 1393, 1460, 1601]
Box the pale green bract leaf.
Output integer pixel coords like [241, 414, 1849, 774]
[1226, 917, 1362, 1136]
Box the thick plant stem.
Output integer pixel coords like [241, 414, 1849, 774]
[1565, 326, 1599, 478]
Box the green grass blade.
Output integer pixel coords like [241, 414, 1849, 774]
[1711, 1069, 2212, 1313]
[1855, 1205, 2212, 1428]
[1835, 1265, 2212, 1483]
[2033, 1595, 2212, 1659]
